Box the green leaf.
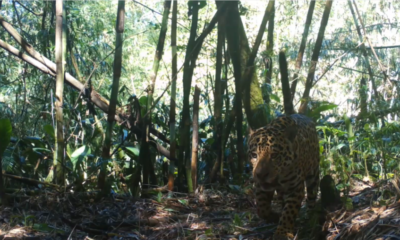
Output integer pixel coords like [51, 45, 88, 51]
[319, 145, 324, 154]
[178, 199, 188, 206]
[157, 192, 163, 203]
[43, 124, 55, 139]
[163, 208, 178, 212]
[205, 138, 215, 146]
[205, 228, 213, 236]
[331, 143, 346, 151]
[0, 119, 12, 156]
[32, 148, 52, 153]
[310, 103, 338, 117]
[348, 136, 356, 141]
[139, 96, 148, 108]
[336, 183, 345, 191]
[233, 213, 243, 226]
[70, 145, 91, 171]
[124, 146, 140, 156]
[270, 93, 280, 102]
[343, 197, 353, 210]
[32, 223, 58, 233]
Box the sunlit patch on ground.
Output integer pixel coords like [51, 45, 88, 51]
[0, 179, 399, 239]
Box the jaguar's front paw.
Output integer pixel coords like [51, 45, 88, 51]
[273, 227, 295, 240]
[257, 208, 280, 223]
[272, 233, 294, 240]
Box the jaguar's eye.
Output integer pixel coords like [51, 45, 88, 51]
[252, 153, 257, 159]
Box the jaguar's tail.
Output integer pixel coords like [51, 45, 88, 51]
[279, 51, 295, 115]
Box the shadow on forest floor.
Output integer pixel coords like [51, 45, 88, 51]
[0, 178, 399, 240]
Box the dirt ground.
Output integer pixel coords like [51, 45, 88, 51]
[0, 178, 399, 240]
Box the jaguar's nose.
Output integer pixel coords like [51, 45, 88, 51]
[254, 161, 276, 184]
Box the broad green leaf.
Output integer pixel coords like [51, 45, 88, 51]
[124, 146, 140, 156]
[43, 124, 55, 139]
[0, 119, 12, 156]
[348, 136, 356, 141]
[331, 143, 346, 151]
[310, 103, 338, 117]
[205, 138, 215, 146]
[139, 96, 148, 107]
[32, 148, 52, 153]
[70, 145, 91, 170]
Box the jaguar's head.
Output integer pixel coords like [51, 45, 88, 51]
[248, 124, 297, 189]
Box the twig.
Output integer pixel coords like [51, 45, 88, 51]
[312, 42, 363, 88]
[233, 225, 254, 232]
[14, 0, 44, 16]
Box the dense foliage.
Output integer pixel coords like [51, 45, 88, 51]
[0, 0, 399, 199]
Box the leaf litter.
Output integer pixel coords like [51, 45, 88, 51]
[0, 178, 399, 240]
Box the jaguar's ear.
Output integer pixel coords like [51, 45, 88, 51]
[248, 126, 255, 135]
[284, 125, 297, 142]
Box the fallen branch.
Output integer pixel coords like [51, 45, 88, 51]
[3, 172, 60, 189]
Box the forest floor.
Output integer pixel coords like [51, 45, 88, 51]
[0, 178, 399, 240]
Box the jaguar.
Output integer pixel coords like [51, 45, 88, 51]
[247, 51, 320, 240]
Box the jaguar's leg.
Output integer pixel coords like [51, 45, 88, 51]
[276, 189, 285, 210]
[305, 166, 320, 210]
[255, 187, 274, 221]
[274, 182, 305, 240]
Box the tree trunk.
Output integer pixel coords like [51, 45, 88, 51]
[279, 51, 295, 115]
[298, 0, 333, 114]
[348, 0, 385, 126]
[290, 0, 316, 101]
[98, 0, 125, 193]
[52, 0, 65, 186]
[0, 156, 7, 205]
[0, 118, 12, 206]
[212, 0, 225, 184]
[191, 86, 200, 191]
[224, 2, 243, 181]
[358, 77, 368, 118]
[224, 1, 273, 130]
[263, 1, 275, 106]
[178, 1, 199, 191]
[141, 0, 171, 188]
[224, 1, 274, 180]
[168, 0, 178, 193]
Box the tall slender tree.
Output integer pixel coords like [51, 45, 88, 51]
[98, 0, 125, 192]
[298, 0, 333, 114]
[0, 118, 12, 206]
[191, 86, 200, 191]
[168, 0, 178, 193]
[224, 1, 274, 180]
[263, 1, 275, 106]
[212, 0, 225, 182]
[290, 0, 316, 101]
[52, 0, 66, 186]
[178, 1, 199, 191]
[140, 0, 171, 187]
